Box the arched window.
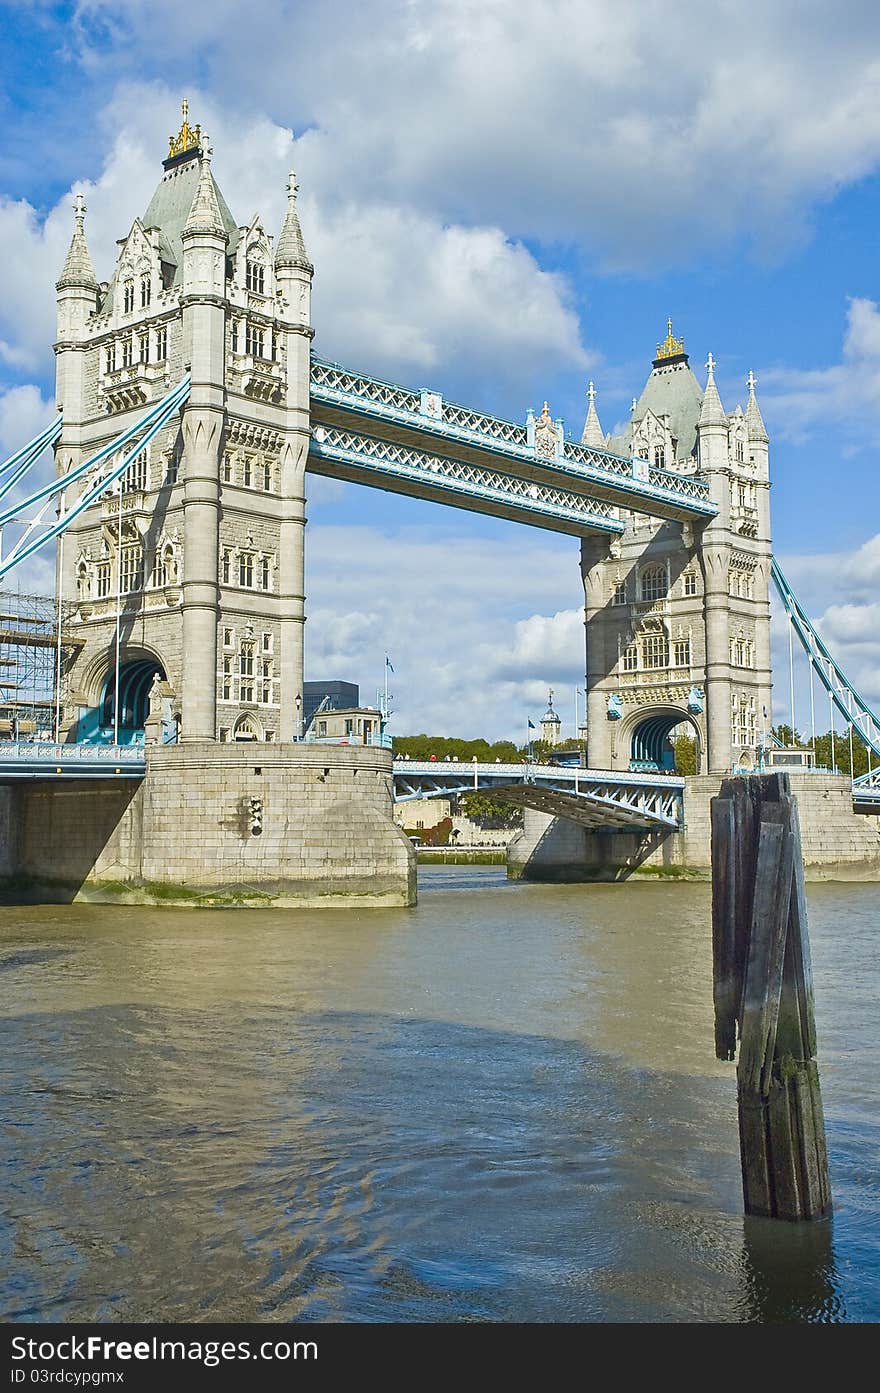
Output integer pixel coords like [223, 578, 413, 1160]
[233, 713, 262, 741]
[245, 254, 265, 294]
[76, 562, 90, 601]
[653, 444, 666, 469]
[640, 566, 668, 602]
[238, 641, 255, 703]
[119, 523, 144, 594]
[123, 281, 134, 313]
[140, 275, 151, 308]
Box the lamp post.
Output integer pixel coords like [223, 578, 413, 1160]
[295, 692, 302, 741]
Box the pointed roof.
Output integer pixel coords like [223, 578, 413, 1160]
[581, 381, 605, 447]
[698, 353, 726, 427]
[745, 370, 769, 443]
[141, 145, 238, 272]
[57, 193, 98, 291]
[608, 357, 704, 462]
[183, 143, 228, 239]
[275, 171, 312, 270]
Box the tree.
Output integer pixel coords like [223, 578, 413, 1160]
[459, 792, 522, 827]
[673, 733, 697, 776]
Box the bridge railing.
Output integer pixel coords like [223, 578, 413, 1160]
[0, 741, 144, 766]
[310, 356, 714, 513]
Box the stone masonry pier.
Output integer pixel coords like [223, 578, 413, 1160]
[0, 743, 416, 908]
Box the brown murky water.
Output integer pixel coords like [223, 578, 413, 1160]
[1, 870, 877, 1321]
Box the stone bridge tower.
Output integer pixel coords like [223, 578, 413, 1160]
[54, 104, 313, 746]
[580, 323, 772, 776]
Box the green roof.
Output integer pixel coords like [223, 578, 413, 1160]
[142, 153, 240, 273]
[100, 152, 240, 311]
[608, 357, 704, 462]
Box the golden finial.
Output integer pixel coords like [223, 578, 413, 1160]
[655, 316, 686, 361]
[168, 98, 202, 159]
[539, 400, 552, 423]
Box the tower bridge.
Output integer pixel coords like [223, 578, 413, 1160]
[0, 104, 877, 905]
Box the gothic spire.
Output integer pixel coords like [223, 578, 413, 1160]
[745, 370, 769, 443]
[275, 170, 312, 270]
[57, 193, 98, 290]
[699, 352, 726, 426]
[581, 380, 605, 448]
[183, 139, 227, 238]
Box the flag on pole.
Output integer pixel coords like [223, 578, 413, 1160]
[527, 719, 536, 729]
[386, 656, 394, 673]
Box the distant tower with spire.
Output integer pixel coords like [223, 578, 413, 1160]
[540, 689, 562, 746]
[54, 100, 314, 744]
[579, 319, 772, 776]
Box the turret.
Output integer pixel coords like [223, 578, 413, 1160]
[55, 194, 99, 422]
[274, 171, 314, 739]
[694, 354, 734, 772]
[179, 123, 228, 741]
[581, 381, 605, 448]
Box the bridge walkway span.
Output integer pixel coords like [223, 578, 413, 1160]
[393, 761, 685, 832]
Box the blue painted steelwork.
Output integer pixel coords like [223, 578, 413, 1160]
[771, 558, 880, 764]
[630, 714, 679, 772]
[308, 425, 624, 537]
[0, 415, 62, 504]
[0, 742, 144, 779]
[772, 556, 880, 813]
[0, 378, 190, 580]
[393, 760, 684, 830]
[310, 357, 716, 522]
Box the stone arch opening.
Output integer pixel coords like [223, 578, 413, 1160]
[100, 657, 166, 744]
[627, 707, 703, 774]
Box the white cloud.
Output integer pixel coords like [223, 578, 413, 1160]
[0, 82, 589, 408]
[774, 534, 880, 730]
[305, 522, 585, 738]
[68, 0, 880, 267]
[761, 298, 880, 447]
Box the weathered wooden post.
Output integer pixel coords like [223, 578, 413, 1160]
[710, 771, 831, 1220]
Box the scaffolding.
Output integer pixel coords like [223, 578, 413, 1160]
[0, 590, 83, 740]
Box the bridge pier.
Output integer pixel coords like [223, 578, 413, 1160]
[0, 745, 415, 908]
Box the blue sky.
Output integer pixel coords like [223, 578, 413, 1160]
[1, 0, 878, 739]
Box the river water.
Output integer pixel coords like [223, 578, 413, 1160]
[1, 869, 877, 1323]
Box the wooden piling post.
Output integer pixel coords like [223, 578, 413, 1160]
[710, 772, 831, 1221]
